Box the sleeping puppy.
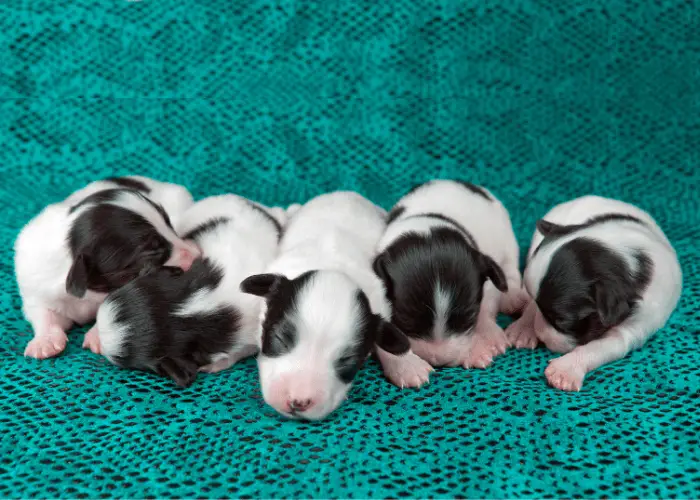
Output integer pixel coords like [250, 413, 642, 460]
[92, 194, 284, 387]
[373, 180, 529, 369]
[15, 176, 198, 359]
[506, 195, 682, 391]
[240, 191, 432, 420]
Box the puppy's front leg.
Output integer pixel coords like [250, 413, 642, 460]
[505, 300, 539, 349]
[545, 328, 635, 392]
[376, 347, 433, 389]
[465, 284, 510, 368]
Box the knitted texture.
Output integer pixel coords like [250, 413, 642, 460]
[1, 0, 699, 498]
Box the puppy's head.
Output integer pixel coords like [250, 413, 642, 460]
[373, 228, 507, 340]
[532, 229, 652, 351]
[241, 270, 406, 420]
[66, 189, 201, 298]
[98, 261, 237, 388]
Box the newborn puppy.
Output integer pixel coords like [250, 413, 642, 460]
[15, 176, 198, 359]
[93, 194, 284, 387]
[241, 191, 431, 420]
[373, 180, 528, 369]
[506, 195, 682, 391]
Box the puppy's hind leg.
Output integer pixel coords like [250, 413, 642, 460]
[24, 306, 73, 359]
[199, 344, 259, 373]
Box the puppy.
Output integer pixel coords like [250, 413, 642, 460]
[240, 191, 432, 420]
[15, 176, 199, 359]
[373, 180, 528, 369]
[506, 195, 682, 391]
[92, 194, 284, 387]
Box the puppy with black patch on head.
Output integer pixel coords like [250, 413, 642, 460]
[91, 194, 285, 387]
[506, 195, 682, 391]
[240, 191, 432, 421]
[15, 176, 199, 359]
[373, 180, 529, 370]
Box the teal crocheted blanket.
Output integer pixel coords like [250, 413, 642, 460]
[1, 0, 698, 498]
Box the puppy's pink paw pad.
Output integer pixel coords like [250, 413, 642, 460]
[382, 352, 433, 389]
[506, 317, 538, 349]
[24, 330, 68, 359]
[463, 348, 494, 369]
[82, 327, 101, 355]
[545, 358, 585, 392]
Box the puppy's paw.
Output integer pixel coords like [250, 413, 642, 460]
[82, 326, 102, 354]
[24, 327, 68, 359]
[545, 356, 585, 392]
[463, 322, 508, 369]
[378, 350, 433, 389]
[505, 315, 539, 349]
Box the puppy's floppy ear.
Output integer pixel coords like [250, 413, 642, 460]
[594, 280, 633, 328]
[66, 254, 90, 298]
[372, 253, 394, 298]
[155, 357, 199, 388]
[536, 219, 565, 236]
[240, 273, 287, 297]
[479, 254, 508, 293]
[375, 319, 410, 355]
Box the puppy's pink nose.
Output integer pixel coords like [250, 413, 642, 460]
[176, 249, 196, 271]
[165, 240, 201, 271]
[288, 398, 314, 413]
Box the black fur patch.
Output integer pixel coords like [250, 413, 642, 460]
[405, 212, 478, 248]
[258, 271, 317, 357]
[536, 237, 654, 345]
[333, 291, 380, 383]
[532, 213, 647, 256]
[66, 196, 173, 297]
[69, 188, 123, 213]
[453, 180, 492, 201]
[405, 180, 491, 201]
[106, 258, 239, 387]
[104, 177, 151, 193]
[247, 202, 283, 239]
[374, 227, 496, 340]
[387, 206, 406, 225]
[183, 217, 232, 242]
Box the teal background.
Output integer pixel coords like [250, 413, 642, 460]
[1, 0, 699, 498]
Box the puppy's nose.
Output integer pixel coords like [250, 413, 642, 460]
[176, 248, 196, 271]
[165, 240, 201, 271]
[288, 398, 314, 413]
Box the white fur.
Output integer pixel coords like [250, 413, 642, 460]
[97, 194, 283, 368]
[257, 191, 426, 420]
[512, 195, 682, 391]
[15, 177, 194, 359]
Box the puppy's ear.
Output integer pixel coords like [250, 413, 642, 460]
[375, 319, 410, 355]
[372, 253, 394, 298]
[66, 254, 90, 298]
[536, 219, 565, 236]
[594, 281, 633, 328]
[479, 254, 508, 293]
[155, 357, 199, 388]
[240, 273, 287, 297]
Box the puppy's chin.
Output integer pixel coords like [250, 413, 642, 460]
[534, 309, 577, 354]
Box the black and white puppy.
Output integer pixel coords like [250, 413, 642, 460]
[15, 176, 198, 359]
[91, 194, 284, 387]
[506, 195, 682, 391]
[241, 191, 432, 420]
[373, 180, 529, 369]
